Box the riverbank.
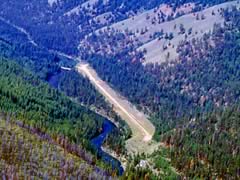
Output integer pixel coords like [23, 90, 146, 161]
[102, 146, 128, 170]
[91, 119, 124, 175]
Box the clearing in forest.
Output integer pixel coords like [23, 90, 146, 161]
[77, 62, 159, 154]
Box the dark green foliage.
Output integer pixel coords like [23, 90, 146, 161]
[0, 58, 104, 144]
[57, 70, 109, 109]
[0, 22, 115, 121]
[0, 1, 239, 178]
[0, 57, 127, 174]
[87, 55, 157, 109]
[121, 154, 156, 180]
[0, 20, 62, 80]
[162, 106, 240, 178]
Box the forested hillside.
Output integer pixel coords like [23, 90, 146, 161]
[0, 58, 123, 177]
[162, 106, 240, 179]
[0, 114, 111, 178]
[0, 0, 239, 179]
[0, 18, 125, 127]
[0, 3, 129, 169]
[85, 6, 240, 140]
[121, 6, 240, 179]
[0, 58, 103, 144]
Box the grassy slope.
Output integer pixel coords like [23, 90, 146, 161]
[104, 1, 239, 64]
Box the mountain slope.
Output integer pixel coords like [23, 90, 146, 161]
[0, 115, 109, 179]
[162, 106, 240, 178]
[79, 5, 240, 142]
[0, 17, 123, 131]
[95, 1, 239, 64]
[0, 58, 104, 144]
[0, 58, 123, 177]
[0, 0, 239, 178]
[0, 0, 233, 56]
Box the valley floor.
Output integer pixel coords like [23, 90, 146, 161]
[76, 62, 160, 154]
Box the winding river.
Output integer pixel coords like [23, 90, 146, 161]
[48, 71, 124, 175]
[91, 119, 124, 175]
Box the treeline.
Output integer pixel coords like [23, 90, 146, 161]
[147, 7, 240, 138]
[122, 7, 240, 178]
[162, 105, 240, 178]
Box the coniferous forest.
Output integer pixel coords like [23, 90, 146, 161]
[0, 0, 239, 179]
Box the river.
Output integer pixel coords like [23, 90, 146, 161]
[91, 119, 124, 175]
[47, 71, 124, 175]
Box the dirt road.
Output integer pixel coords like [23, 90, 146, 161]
[77, 62, 157, 154]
